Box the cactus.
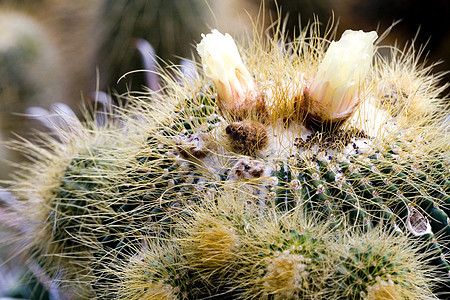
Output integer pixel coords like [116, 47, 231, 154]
[3, 16, 450, 299]
[330, 228, 437, 299]
[110, 194, 439, 299]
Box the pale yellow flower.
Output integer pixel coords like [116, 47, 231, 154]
[308, 30, 378, 121]
[197, 29, 256, 112]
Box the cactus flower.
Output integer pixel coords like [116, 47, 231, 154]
[197, 29, 257, 113]
[308, 30, 378, 123]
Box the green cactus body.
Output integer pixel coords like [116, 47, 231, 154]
[329, 227, 440, 300]
[335, 244, 414, 299]
[260, 229, 327, 298]
[52, 148, 116, 243]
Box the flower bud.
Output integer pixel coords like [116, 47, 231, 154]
[308, 30, 378, 124]
[197, 29, 257, 113]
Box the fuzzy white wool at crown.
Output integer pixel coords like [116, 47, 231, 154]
[349, 99, 391, 137]
[265, 122, 312, 156]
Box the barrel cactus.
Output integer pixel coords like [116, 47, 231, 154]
[4, 17, 450, 299]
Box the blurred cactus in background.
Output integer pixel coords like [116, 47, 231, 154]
[0, 8, 65, 178]
[95, 0, 210, 96]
